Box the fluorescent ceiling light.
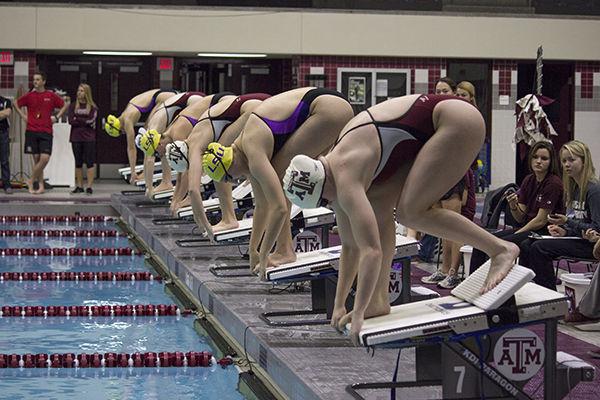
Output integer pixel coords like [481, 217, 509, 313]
[197, 53, 267, 58]
[83, 51, 153, 56]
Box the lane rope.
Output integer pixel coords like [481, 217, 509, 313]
[0, 304, 190, 317]
[0, 247, 143, 257]
[0, 215, 114, 223]
[0, 271, 161, 282]
[0, 351, 220, 368]
[0, 230, 121, 237]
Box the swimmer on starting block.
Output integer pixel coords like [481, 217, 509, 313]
[283, 94, 519, 344]
[202, 87, 354, 277]
[167, 93, 270, 232]
[104, 89, 179, 184]
[136, 93, 228, 207]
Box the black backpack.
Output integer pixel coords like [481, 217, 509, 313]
[480, 183, 520, 229]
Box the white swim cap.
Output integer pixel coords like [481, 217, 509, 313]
[166, 141, 189, 172]
[283, 155, 326, 209]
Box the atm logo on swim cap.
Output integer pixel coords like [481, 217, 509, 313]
[287, 171, 315, 201]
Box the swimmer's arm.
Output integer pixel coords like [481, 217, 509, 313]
[248, 176, 268, 258]
[171, 173, 187, 206]
[332, 205, 360, 312]
[214, 181, 236, 222]
[337, 184, 382, 318]
[250, 157, 288, 267]
[143, 155, 156, 195]
[188, 137, 212, 231]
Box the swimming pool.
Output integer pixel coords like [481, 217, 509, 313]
[0, 217, 246, 400]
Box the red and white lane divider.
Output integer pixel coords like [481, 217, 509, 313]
[0, 304, 190, 318]
[0, 351, 226, 368]
[0, 215, 114, 223]
[0, 271, 161, 282]
[0, 247, 142, 257]
[0, 230, 121, 237]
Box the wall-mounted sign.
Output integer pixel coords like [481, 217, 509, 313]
[157, 57, 174, 71]
[0, 51, 14, 66]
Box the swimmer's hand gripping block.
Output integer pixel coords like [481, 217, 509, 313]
[451, 261, 535, 310]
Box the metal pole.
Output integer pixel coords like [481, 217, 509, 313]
[536, 45, 543, 95]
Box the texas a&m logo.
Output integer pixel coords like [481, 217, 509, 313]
[286, 170, 315, 201]
[493, 328, 545, 381]
[293, 230, 321, 253]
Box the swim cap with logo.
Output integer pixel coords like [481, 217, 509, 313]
[166, 141, 189, 172]
[283, 155, 326, 209]
[138, 128, 161, 157]
[104, 115, 121, 137]
[202, 142, 233, 182]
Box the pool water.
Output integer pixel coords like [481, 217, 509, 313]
[0, 219, 246, 400]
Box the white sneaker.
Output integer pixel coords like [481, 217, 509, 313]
[421, 270, 447, 284]
[438, 274, 462, 289]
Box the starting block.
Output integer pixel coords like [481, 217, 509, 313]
[347, 264, 594, 400]
[151, 188, 175, 201]
[177, 179, 253, 219]
[176, 205, 334, 248]
[119, 161, 162, 180]
[151, 175, 214, 203]
[135, 171, 179, 188]
[259, 235, 420, 326]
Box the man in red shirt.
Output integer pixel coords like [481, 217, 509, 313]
[14, 71, 68, 194]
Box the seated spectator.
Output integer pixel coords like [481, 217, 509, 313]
[470, 140, 564, 273]
[520, 140, 600, 290]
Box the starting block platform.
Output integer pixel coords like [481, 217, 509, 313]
[348, 265, 595, 400]
[118, 161, 162, 179]
[150, 175, 213, 202]
[266, 234, 418, 284]
[176, 205, 334, 248]
[135, 171, 179, 188]
[258, 235, 423, 327]
[176, 179, 253, 219]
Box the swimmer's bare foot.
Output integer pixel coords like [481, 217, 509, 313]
[481, 242, 520, 294]
[212, 220, 239, 233]
[178, 197, 191, 209]
[154, 181, 173, 193]
[268, 250, 296, 266]
[34, 185, 45, 195]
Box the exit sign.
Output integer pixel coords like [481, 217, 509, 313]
[157, 57, 173, 71]
[0, 51, 14, 66]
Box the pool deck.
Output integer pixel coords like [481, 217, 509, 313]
[113, 193, 438, 400]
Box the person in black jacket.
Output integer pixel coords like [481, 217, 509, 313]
[0, 95, 12, 194]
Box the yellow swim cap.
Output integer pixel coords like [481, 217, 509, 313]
[202, 142, 233, 182]
[138, 129, 162, 157]
[104, 115, 121, 137]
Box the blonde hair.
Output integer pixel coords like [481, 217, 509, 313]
[457, 81, 477, 107]
[76, 83, 97, 112]
[560, 140, 598, 207]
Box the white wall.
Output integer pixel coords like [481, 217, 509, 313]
[1, 5, 600, 59]
[490, 109, 517, 188]
[575, 112, 600, 170]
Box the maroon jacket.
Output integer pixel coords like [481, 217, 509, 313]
[68, 103, 97, 142]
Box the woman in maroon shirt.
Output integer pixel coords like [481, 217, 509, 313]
[68, 84, 98, 194]
[469, 140, 564, 273]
